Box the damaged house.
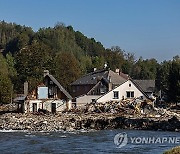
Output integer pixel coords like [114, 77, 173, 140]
[70, 68, 155, 108]
[96, 79, 150, 103]
[14, 70, 72, 113]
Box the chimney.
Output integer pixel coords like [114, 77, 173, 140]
[115, 68, 120, 75]
[93, 68, 97, 72]
[108, 75, 112, 91]
[44, 70, 49, 77]
[104, 62, 108, 69]
[24, 81, 28, 96]
[108, 82, 112, 91]
[108, 76, 112, 83]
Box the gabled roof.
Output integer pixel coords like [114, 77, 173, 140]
[130, 79, 151, 99]
[134, 80, 155, 93]
[108, 70, 127, 85]
[96, 79, 150, 102]
[14, 94, 26, 102]
[45, 74, 72, 99]
[71, 69, 127, 86]
[71, 69, 107, 85]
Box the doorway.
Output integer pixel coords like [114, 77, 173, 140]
[51, 103, 56, 113]
[32, 103, 37, 112]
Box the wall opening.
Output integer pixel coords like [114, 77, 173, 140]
[33, 103, 37, 112]
[51, 103, 56, 113]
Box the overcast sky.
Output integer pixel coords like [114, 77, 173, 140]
[0, 0, 179, 62]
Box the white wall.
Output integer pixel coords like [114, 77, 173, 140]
[97, 80, 146, 103]
[24, 99, 70, 113]
[24, 100, 41, 113]
[76, 95, 101, 108]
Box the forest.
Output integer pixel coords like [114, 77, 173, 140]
[0, 21, 179, 104]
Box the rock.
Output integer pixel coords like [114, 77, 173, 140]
[0, 112, 179, 132]
[43, 121, 48, 124]
[25, 126, 31, 129]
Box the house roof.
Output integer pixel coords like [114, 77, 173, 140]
[134, 80, 155, 93]
[14, 94, 26, 102]
[71, 69, 127, 86]
[96, 79, 150, 102]
[108, 70, 127, 85]
[45, 74, 72, 99]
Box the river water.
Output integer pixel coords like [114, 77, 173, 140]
[0, 129, 179, 154]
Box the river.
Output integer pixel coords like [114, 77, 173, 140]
[0, 129, 179, 154]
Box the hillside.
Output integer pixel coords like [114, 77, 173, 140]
[0, 21, 179, 104]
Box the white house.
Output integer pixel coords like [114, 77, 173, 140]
[74, 94, 101, 108]
[71, 68, 154, 108]
[97, 79, 149, 103]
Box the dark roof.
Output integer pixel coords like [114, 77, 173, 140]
[134, 80, 155, 93]
[108, 70, 127, 85]
[71, 69, 127, 86]
[119, 72, 129, 80]
[14, 94, 26, 102]
[45, 74, 72, 99]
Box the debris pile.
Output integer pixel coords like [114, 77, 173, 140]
[85, 98, 178, 119]
[0, 103, 17, 114]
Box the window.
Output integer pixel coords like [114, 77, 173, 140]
[92, 99, 96, 103]
[129, 84, 131, 87]
[100, 85, 107, 94]
[50, 81, 53, 85]
[113, 91, 119, 99]
[126, 91, 134, 98]
[72, 98, 76, 102]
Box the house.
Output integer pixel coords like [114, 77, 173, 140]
[71, 68, 128, 97]
[71, 68, 155, 108]
[13, 81, 29, 112]
[96, 79, 150, 103]
[14, 70, 72, 113]
[71, 68, 129, 108]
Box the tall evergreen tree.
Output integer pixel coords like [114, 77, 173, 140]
[168, 56, 180, 104]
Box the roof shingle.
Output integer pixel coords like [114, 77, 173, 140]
[71, 69, 127, 86]
[134, 80, 155, 93]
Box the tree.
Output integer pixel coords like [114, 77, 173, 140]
[104, 47, 125, 71]
[54, 52, 81, 88]
[15, 41, 53, 92]
[168, 56, 180, 104]
[122, 52, 135, 74]
[131, 58, 158, 80]
[0, 53, 12, 104]
[6, 53, 17, 80]
[0, 73, 12, 104]
[156, 60, 171, 96]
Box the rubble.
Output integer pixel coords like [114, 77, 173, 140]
[0, 111, 179, 132]
[0, 98, 179, 132]
[0, 103, 17, 113]
[85, 98, 161, 117]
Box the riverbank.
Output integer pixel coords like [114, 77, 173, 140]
[0, 113, 180, 132]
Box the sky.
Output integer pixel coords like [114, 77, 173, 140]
[0, 0, 179, 62]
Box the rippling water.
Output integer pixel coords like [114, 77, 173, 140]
[0, 129, 179, 154]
